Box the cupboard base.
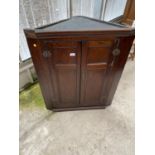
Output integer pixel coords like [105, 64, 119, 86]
[48, 105, 110, 112]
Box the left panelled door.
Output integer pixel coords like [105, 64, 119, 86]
[40, 40, 81, 109]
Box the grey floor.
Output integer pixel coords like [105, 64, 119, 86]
[20, 61, 135, 155]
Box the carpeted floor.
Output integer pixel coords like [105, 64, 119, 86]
[19, 60, 135, 155]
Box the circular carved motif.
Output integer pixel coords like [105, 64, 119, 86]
[112, 48, 120, 56]
[42, 50, 51, 58]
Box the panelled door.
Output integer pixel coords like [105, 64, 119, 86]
[41, 39, 118, 108]
[80, 39, 116, 106]
[41, 41, 81, 108]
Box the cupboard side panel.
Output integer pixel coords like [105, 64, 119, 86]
[25, 37, 55, 109]
[105, 36, 135, 105]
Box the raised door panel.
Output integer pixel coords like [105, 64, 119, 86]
[41, 41, 81, 108]
[80, 40, 115, 106]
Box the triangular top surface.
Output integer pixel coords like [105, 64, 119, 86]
[35, 16, 126, 32]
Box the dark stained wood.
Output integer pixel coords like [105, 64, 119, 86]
[25, 38, 55, 109]
[80, 39, 115, 106]
[121, 0, 135, 25]
[52, 105, 106, 112]
[103, 36, 135, 106]
[39, 40, 81, 108]
[24, 16, 135, 111]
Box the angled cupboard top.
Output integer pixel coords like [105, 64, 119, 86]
[25, 16, 134, 38]
[35, 16, 127, 32]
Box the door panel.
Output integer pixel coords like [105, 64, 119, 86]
[87, 47, 110, 63]
[56, 69, 77, 106]
[80, 40, 115, 106]
[41, 41, 81, 108]
[54, 48, 77, 64]
[83, 68, 107, 106]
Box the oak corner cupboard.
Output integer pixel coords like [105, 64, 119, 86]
[24, 16, 135, 112]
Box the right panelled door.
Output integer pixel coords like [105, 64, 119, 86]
[80, 39, 116, 107]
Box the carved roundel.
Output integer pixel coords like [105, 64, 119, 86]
[42, 50, 51, 58]
[112, 48, 120, 56]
